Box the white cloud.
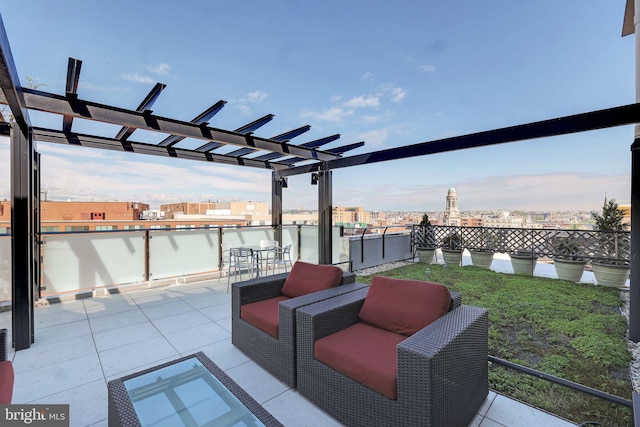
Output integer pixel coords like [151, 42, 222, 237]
[121, 73, 155, 84]
[361, 71, 374, 81]
[355, 129, 389, 147]
[390, 87, 406, 103]
[247, 90, 268, 103]
[330, 95, 343, 103]
[236, 104, 253, 116]
[79, 81, 130, 92]
[146, 63, 170, 75]
[419, 64, 436, 73]
[344, 95, 379, 108]
[302, 107, 353, 122]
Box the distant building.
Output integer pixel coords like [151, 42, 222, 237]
[159, 201, 270, 225]
[443, 187, 461, 226]
[0, 200, 247, 233]
[619, 203, 631, 227]
[461, 217, 484, 227]
[333, 207, 372, 226]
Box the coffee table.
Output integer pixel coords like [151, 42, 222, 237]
[108, 352, 283, 427]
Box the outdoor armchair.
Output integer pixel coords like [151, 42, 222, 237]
[296, 276, 488, 427]
[231, 261, 365, 388]
[0, 328, 13, 404]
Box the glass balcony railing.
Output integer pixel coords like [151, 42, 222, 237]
[0, 225, 370, 302]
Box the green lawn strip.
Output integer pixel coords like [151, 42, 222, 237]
[358, 263, 632, 426]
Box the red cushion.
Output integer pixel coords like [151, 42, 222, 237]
[315, 322, 405, 399]
[281, 261, 343, 298]
[241, 296, 290, 338]
[359, 276, 451, 336]
[0, 360, 14, 404]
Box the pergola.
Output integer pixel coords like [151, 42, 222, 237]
[2, 8, 640, 352]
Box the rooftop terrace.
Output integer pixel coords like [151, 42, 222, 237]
[0, 254, 591, 426]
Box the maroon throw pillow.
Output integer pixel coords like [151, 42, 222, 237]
[281, 261, 343, 298]
[359, 276, 451, 336]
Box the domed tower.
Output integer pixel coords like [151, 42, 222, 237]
[443, 186, 461, 226]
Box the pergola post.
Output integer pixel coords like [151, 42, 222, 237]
[317, 164, 333, 264]
[629, 0, 640, 342]
[271, 171, 284, 245]
[10, 123, 35, 350]
[632, 140, 640, 341]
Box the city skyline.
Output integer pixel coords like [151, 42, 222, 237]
[0, 2, 634, 212]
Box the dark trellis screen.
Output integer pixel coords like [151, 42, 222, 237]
[411, 225, 630, 264]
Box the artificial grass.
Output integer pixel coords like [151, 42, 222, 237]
[358, 263, 632, 426]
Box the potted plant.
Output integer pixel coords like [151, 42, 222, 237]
[441, 231, 463, 266]
[590, 198, 630, 288]
[415, 214, 436, 263]
[510, 248, 538, 276]
[552, 233, 587, 283]
[469, 230, 498, 269]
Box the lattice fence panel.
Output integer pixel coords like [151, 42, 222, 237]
[410, 225, 629, 263]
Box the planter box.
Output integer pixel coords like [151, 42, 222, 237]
[553, 259, 586, 283]
[592, 262, 630, 288]
[441, 249, 463, 266]
[510, 254, 538, 276]
[416, 247, 435, 264]
[470, 251, 494, 269]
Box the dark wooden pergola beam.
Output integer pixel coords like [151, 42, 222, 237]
[62, 57, 82, 133]
[115, 82, 167, 141]
[33, 127, 291, 169]
[158, 100, 226, 147]
[279, 102, 640, 177]
[20, 88, 341, 162]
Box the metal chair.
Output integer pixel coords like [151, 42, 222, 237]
[258, 240, 278, 274]
[265, 244, 293, 275]
[226, 247, 256, 292]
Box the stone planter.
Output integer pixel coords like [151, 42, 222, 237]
[510, 254, 538, 276]
[553, 258, 586, 283]
[441, 249, 463, 266]
[416, 247, 436, 264]
[470, 251, 494, 269]
[591, 262, 630, 288]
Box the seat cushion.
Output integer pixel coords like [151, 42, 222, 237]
[281, 261, 343, 298]
[359, 276, 451, 336]
[241, 296, 290, 338]
[0, 360, 13, 404]
[315, 322, 405, 400]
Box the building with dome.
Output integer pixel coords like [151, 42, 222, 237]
[443, 186, 461, 226]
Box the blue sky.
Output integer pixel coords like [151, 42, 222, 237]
[0, 1, 635, 212]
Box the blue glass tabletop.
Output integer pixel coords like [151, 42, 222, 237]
[123, 357, 264, 427]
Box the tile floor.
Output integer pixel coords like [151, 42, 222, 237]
[0, 272, 579, 426]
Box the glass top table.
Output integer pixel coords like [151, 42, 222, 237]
[108, 352, 282, 427]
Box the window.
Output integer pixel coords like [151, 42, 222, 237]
[41, 226, 59, 232]
[65, 226, 89, 232]
[124, 225, 143, 230]
[95, 225, 118, 231]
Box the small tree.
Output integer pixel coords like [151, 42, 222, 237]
[419, 214, 431, 227]
[591, 199, 627, 233]
[416, 213, 435, 248]
[591, 198, 629, 264]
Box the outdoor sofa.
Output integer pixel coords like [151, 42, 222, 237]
[231, 261, 365, 388]
[296, 276, 488, 427]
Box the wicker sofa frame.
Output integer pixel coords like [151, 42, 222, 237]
[231, 270, 365, 388]
[296, 287, 488, 427]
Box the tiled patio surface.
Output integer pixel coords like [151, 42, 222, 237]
[0, 259, 582, 426]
